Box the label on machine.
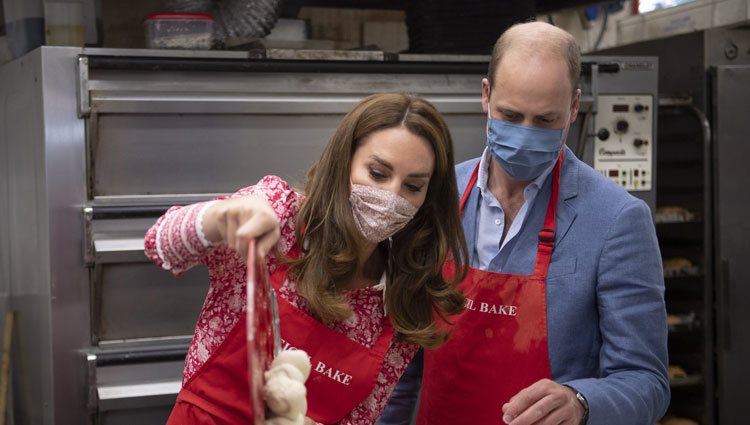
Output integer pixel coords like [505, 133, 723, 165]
[593, 94, 653, 191]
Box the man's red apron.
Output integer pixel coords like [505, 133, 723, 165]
[166, 246, 395, 425]
[417, 154, 563, 425]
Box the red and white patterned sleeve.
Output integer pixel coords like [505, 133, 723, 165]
[144, 175, 302, 275]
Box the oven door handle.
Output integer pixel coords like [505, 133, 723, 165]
[97, 380, 182, 412]
[83, 206, 165, 266]
[93, 237, 148, 264]
[87, 350, 187, 413]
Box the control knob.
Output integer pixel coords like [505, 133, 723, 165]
[615, 119, 629, 134]
[597, 128, 610, 141]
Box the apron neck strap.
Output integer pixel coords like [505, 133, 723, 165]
[459, 164, 480, 214]
[532, 150, 564, 277]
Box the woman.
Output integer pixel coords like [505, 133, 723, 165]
[145, 93, 468, 424]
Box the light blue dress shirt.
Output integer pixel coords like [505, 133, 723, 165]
[475, 147, 554, 270]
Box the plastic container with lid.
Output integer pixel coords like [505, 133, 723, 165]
[144, 13, 214, 50]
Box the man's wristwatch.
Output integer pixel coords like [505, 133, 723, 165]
[564, 385, 589, 425]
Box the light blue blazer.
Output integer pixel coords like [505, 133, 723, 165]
[378, 146, 670, 425]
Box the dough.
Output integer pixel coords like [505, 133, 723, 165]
[272, 349, 312, 381]
[266, 363, 305, 383]
[662, 417, 699, 425]
[656, 206, 691, 215]
[264, 349, 312, 425]
[265, 375, 308, 419]
[667, 314, 681, 326]
[668, 365, 688, 379]
[265, 415, 305, 425]
[655, 206, 695, 223]
[662, 257, 693, 269]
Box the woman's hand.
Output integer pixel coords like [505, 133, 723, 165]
[202, 196, 281, 259]
[303, 417, 316, 425]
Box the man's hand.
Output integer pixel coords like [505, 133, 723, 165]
[502, 379, 585, 425]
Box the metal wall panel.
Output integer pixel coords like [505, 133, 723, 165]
[43, 46, 92, 425]
[712, 64, 750, 425]
[0, 48, 56, 425]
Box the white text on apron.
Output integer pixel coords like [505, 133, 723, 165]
[314, 361, 353, 385]
[465, 298, 518, 316]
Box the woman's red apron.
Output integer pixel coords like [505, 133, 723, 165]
[416, 154, 563, 425]
[166, 247, 395, 424]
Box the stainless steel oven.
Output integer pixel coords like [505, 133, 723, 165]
[0, 47, 490, 425]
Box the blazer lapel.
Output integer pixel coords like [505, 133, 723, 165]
[554, 147, 579, 246]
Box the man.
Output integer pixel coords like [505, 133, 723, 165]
[378, 22, 669, 425]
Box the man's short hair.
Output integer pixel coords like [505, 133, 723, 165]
[487, 22, 582, 93]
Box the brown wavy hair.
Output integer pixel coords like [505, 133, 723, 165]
[283, 93, 468, 349]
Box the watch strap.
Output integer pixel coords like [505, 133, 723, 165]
[563, 385, 589, 425]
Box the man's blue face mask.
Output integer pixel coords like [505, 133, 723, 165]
[486, 93, 568, 181]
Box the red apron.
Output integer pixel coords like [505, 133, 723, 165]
[167, 247, 395, 425]
[270, 255, 396, 424]
[167, 318, 255, 425]
[416, 154, 562, 425]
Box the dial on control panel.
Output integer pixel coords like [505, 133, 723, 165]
[597, 128, 610, 141]
[615, 119, 629, 134]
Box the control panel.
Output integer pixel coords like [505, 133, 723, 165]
[593, 94, 653, 191]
